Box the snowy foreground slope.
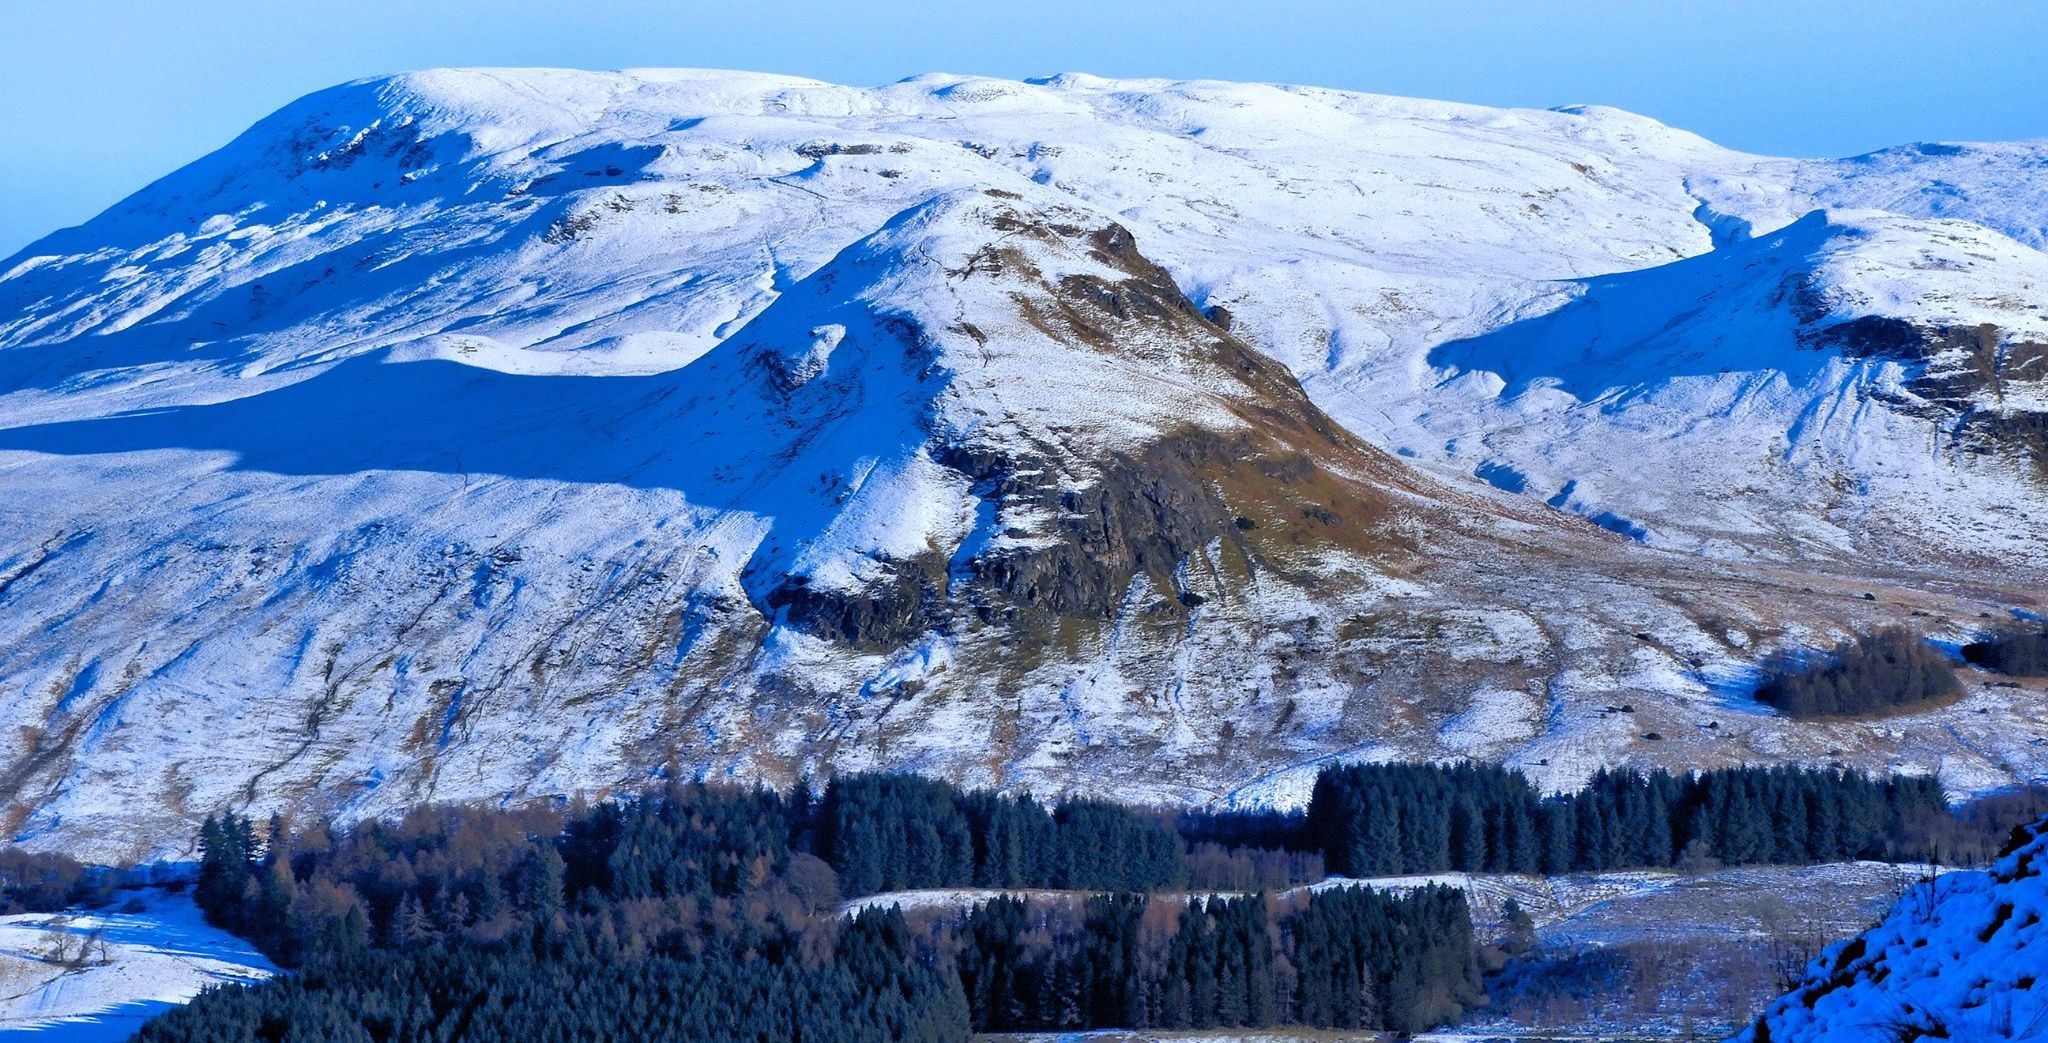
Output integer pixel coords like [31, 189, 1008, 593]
[1, 69, 2046, 858]
[1741, 817, 2048, 1042]
[0, 891, 272, 1042]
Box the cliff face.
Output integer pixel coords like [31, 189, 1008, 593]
[1806, 316, 2048, 478]
[751, 203, 1422, 649]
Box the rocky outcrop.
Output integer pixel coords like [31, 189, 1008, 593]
[1804, 316, 2048, 475]
[760, 556, 951, 650]
[757, 202, 1412, 648]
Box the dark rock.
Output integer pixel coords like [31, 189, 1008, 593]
[1803, 316, 2048, 478]
[760, 554, 950, 650]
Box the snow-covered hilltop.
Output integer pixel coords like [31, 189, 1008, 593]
[1, 69, 2044, 858]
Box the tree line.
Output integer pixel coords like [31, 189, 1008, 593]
[955, 885, 1481, 1035]
[143, 901, 968, 1043]
[0, 847, 107, 913]
[1300, 761, 1951, 877]
[141, 760, 1988, 1041]
[819, 762, 1964, 897]
[821, 772, 1196, 895]
[179, 758, 1971, 967]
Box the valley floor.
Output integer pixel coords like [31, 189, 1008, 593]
[1461, 864, 1920, 1040]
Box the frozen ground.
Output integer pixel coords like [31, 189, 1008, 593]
[851, 860, 1925, 934]
[0, 890, 272, 1042]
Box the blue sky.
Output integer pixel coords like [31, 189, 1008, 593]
[4, 0, 2044, 257]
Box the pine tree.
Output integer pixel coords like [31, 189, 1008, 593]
[1451, 798, 1486, 871]
[390, 894, 432, 947]
[1499, 897, 1536, 955]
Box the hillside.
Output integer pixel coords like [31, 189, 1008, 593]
[1741, 816, 2048, 1042]
[0, 69, 2044, 858]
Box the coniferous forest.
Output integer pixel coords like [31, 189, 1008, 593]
[1302, 762, 1951, 876]
[137, 761, 1982, 1042]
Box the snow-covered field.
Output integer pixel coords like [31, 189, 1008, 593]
[0, 890, 272, 1042]
[850, 860, 1925, 934]
[1, 68, 2045, 859]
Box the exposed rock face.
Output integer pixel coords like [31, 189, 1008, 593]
[761, 559, 949, 649]
[754, 203, 1409, 649]
[1805, 316, 2048, 476]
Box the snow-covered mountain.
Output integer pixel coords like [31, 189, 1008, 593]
[1741, 815, 2048, 1042]
[1, 69, 2044, 858]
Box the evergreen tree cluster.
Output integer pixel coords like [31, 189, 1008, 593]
[168, 775, 1483, 1042]
[1962, 624, 2048, 677]
[1290, 885, 1481, 1033]
[1753, 629, 1961, 718]
[1305, 762, 1949, 876]
[139, 904, 966, 1043]
[820, 774, 1187, 895]
[196, 803, 577, 966]
[560, 784, 789, 901]
[953, 885, 1481, 1036]
[175, 784, 961, 1043]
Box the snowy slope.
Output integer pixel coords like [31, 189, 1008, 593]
[1421, 208, 2048, 563]
[1739, 816, 2048, 1042]
[1, 69, 2046, 858]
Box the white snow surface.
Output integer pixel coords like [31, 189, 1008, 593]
[3, 68, 2048, 857]
[0, 891, 272, 1041]
[1740, 817, 2048, 1042]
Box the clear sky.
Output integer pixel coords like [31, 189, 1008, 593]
[4, 0, 2045, 257]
